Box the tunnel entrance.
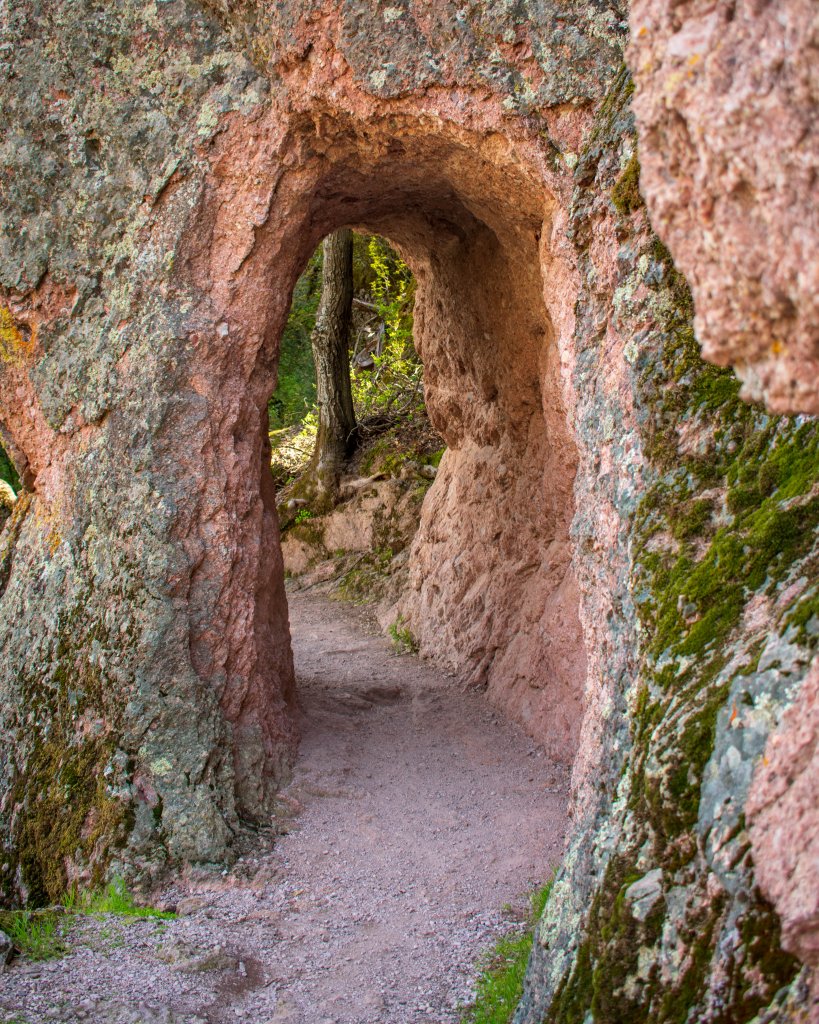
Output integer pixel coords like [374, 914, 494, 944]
[180, 109, 586, 824]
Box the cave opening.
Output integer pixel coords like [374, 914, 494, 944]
[200, 112, 589, 822]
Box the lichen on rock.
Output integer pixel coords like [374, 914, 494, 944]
[517, 65, 818, 1024]
[0, 2, 816, 1021]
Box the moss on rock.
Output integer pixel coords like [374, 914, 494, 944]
[13, 734, 128, 906]
[611, 151, 642, 216]
[3, 590, 133, 907]
[523, 66, 816, 1024]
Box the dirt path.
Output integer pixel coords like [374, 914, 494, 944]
[1, 589, 569, 1024]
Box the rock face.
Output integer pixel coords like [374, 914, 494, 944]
[0, 1, 817, 1021]
[516, 67, 819, 1023]
[748, 658, 819, 969]
[628, 0, 819, 414]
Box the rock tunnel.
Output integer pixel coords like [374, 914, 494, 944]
[176, 107, 587, 827]
[0, 91, 592, 887]
[1, 0, 817, 1019]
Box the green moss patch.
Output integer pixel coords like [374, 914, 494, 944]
[626, 227, 819, 853]
[6, 601, 133, 906]
[611, 152, 642, 216]
[550, 856, 665, 1024]
[335, 546, 396, 604]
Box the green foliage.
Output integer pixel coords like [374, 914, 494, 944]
[669, 497, 712, 541]
[547, 64, 811, 1024]
[351, 237, 421, 422]
[358, 424, 444, 481]
[461, 883, 553, 1024]
[368, 237, 414, 354]
[13, 729, 127, 906]
[388, 616, 418, 654]
[0, 880, 172, 968]
[0, 909, 67, 960]
[0, 440, 19, 491]
[270, 235, 418, 435]
[270, 408, 319, 487]
[270, 235, 429, 486]
[5, 596, 139, 907]
[550, 853, 670, 1024]
[638, 419, 819, 674]
[352, 232, 377, 291]
[268, 248, 321, 431]
[77, 877, 175, 919]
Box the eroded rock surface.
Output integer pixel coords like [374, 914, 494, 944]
[748, 658, 819, 968]
[628, 0, 819, 413]
[0, 2, 817, 1022]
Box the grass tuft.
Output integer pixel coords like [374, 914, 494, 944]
[0, 909, 67, 961]
[388, 616, 418, 654]
[0, 879, 174, 965]
[461, 882, 553, 1024]
[77, 878, 175, 919]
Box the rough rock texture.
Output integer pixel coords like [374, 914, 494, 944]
[748, 658, 819, 969]
[516, 69, 819, 1024]
[396, 186, 586, 762]
[0, 0, 298, 902]
[0, 1, 817, 1022]
[628, 0, 819, 414]
[1, 0, 622, 900]
[280, 471, 427, 588]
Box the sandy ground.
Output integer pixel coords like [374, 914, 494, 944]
[1, 588, 569, 1024]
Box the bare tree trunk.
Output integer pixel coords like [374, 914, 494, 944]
[307, 229, 357, 501]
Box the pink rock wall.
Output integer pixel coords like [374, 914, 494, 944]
[628, 0, 819, 414]
[191, 91, 589, 764]
[748, 658, 819, 968]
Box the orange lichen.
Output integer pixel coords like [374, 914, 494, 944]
[0, 306, 37, 365]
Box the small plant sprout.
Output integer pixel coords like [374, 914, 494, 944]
[81, 877, 175, 919]
[389, 616, 419, 654]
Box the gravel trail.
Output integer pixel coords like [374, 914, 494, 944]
[1, 588, 569, 1024]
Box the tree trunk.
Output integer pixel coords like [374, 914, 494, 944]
[307, 229, 357, 501]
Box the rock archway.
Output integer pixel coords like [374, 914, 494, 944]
[0, 43, 596, 895]
[178, 107, 587, 824]
[3, 3, 817, 1020]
